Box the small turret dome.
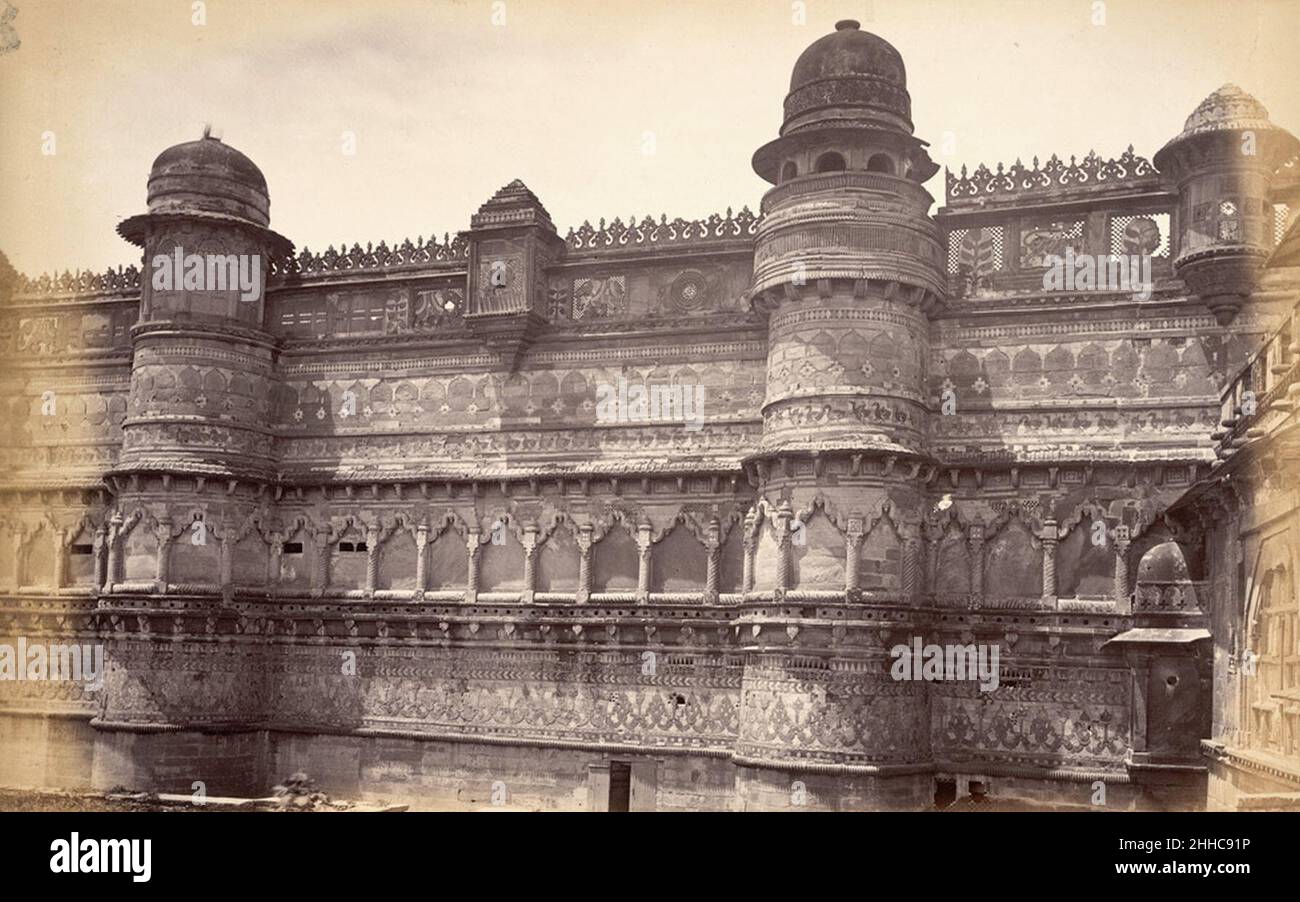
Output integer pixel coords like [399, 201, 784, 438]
[1137, 541, 1192, 583]
[782, 20, 912, 135]
[118, 131, 291, 255]
[1178, 84, 1273, 138]
[145, 132, 269, 226]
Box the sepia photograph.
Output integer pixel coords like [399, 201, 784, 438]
[0, 0, 1297, 884]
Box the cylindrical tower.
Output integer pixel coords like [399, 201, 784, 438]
[750, 19, 943, 454]
[1154, 85, 1299, 325]
[115, 133, 293, 479]
[735, 21, 945, 809]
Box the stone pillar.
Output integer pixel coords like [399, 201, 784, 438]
[104, 515, 123, 593]
[521, 524, 539, 603]
[93, 525, 108, 593]
[968, 524, 985, 601]
[741, 509, 757, 594]
[635, 522, 652, 603]
[704, 518, 721, 604]
[52, 528, 67, 591]
[219, 529, 233, 600]
[576, 525, 593, 604]
[1041, 519, 1058, 605]
[414, 524, 429, 600]
[312, 535, 330, 598]
[466, 528, 482, 603]
[844, 518, 864, 594]
[924, 531, 941, 598]
[1114, 525, 1131, 613]
[11, 528, 25, 588]
[269, 535, 284, 593]
[902, 536, 918, 601]
[774, 504, 793, 592]
[364, 525, 380, 598]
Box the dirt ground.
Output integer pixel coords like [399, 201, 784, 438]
[0, 786, 1083, 812]
[0, 787, 544, 812]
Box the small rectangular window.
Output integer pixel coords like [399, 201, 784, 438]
[283, 542, 303, 554]
[338, 541, 354, 552]
[70, 544, 94, 555]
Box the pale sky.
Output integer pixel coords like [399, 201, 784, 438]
[1, 0, 1298, 277]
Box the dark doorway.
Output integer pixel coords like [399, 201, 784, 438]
[608, 762, 631, 812]
[934, 778, 957, 809]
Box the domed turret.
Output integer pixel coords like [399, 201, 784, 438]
[1154, 86, 1300, 325]
[112, 131, 292, 481]
[735, 23, 942, 803]
[748, 21, 943, 455]
[1135, 541, 1201, 611]
[753, 21, 936, 186]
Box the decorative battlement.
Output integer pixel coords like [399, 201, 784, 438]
[271, 234, 470, 279]
[6, 206, 764, 303]
[564, 208, 759, 252]
[10, 265, 143, 301]
[945, 146, 1160, 206]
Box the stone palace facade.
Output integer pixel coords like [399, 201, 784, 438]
[1, 20, 1298, 811]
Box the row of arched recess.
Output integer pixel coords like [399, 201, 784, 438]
[0, 515, 748, 596]
[0, 504, 1198, 600]
[778, 151, 897, 184]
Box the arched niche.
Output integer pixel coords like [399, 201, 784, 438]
[65, 524, 98, 587]
[376, 526, 418, 591]
[427, 526, 466, 591]
[866, 152, 894, 174]
[278, 523, 312, 592]
[751, 516, 782, 592]
[329, 524, 368, 590]
[121, 519, 159, 582]
[21, 526, 55, 588]
[780, 160, 798, 183]
[536, 525, 580, 592]
[718, 523, 745, 594]
[814, 150, 846, 173]
[1057, 517, 1113, 597]
[480, 521, 525, 591]
[934, 524, 971, 594]
[650, 523, 708, 593]
[859, 517, 903, 591]
[791, 510, 844, 589]
[231, 527, 270, 587]
[170, 519, 219, 584]
[592, 522, 639, 593]
[983, 518, 1042, 598]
